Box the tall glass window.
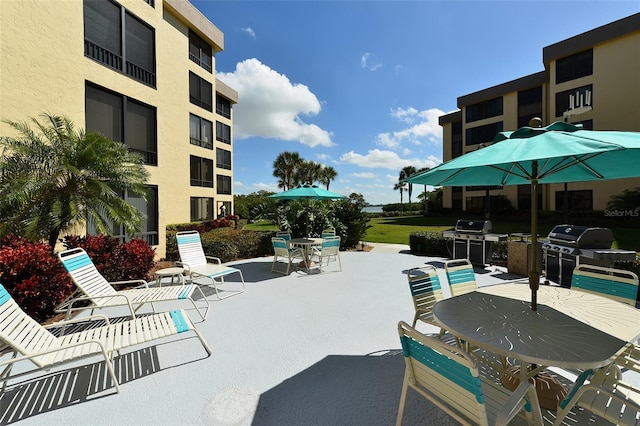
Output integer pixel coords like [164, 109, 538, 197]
[189, 114, 213, 149]
[189, 30, 212, 73]
[86, 82, 157, 165]
[189, 72, 213, 111]
[83, 0, 156, 87]
[216, 148, 231, 170]
[216, 121, 231, 144]
[190, 155, 214, 187]
[190, 197, 214, 221]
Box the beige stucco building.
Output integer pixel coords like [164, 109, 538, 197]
[438, 13, 640, 215]
[0, 0, 237, 258]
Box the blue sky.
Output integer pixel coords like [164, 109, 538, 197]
[192, 0, 640, 205]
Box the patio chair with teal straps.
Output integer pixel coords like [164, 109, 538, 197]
[271, 237, 306, 275]
[570, 264, 639, 306]
[176, 230, 246, 300]
[0, 283, 212, 394]
[396, 321, 543, 426]
[311, 236, 342, 273]
[406, 265, 446, 331]
[444, 258, 478, 296]
[57, 247, 210, 321]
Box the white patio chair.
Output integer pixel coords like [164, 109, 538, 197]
[175, 230, 246, 300]
[57, 247, 209, 321]
[0, 283, 211, 394]
[396, 321, 543, 426]
[444, 258, 478, 296]
[271, 237, 306, 274]
[406, 265, 446, 331]
[311, 236, 341, 273]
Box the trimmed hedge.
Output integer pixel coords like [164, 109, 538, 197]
[409, 231, 450, 257]
[165, 228, 274, 263]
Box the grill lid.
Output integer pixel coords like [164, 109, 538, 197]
[547, 224, 614, 248]
[455, 219, 492, 234]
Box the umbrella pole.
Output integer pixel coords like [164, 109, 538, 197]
[529, 166, 540, 311]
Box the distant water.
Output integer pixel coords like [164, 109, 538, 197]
[362, 206, 383, 213]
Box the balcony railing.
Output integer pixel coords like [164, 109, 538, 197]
[126, 61, 156, 88]
[85, 40, 122, 71]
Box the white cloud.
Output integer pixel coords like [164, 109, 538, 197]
[241, 27, 256, 38]
[361, 52, 382, 71]
[376, 107, 445, 148]
[350, 172, 377, 179]
[218, 58, 334, 148]
[340, 149, 440, 170]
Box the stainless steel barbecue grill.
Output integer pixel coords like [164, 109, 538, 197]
[542, 224, 636, 287]
[443, 220, 508, 265]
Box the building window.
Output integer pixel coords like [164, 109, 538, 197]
[555, 190, 593, 211]
[190, 155, 214, 187]
[83, 0, 156, 87]
[190, 197, 214, 221]
[555, 85, 593, 118]
[216, 95, 231, 119]
[517, 86, 543, 128]
[556, 49, 593, 84]
[189, 71, 213, 111]
[189, 114, 213, 149]
[217, 175, 232, 194]
[465, 122, 503, 146]
[189, 30, 212, 73]
[85, 82, 157, 165]
[465, 97, 503, 123]
[87, 186, 158, 245]
[517, 184, 543, 210]
[451, 187, 463, 211]
[451, 120, 463, 158]
[216, 121, 231, 144]
[216, 148, 232, 170]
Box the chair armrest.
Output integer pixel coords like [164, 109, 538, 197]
[44, 313, 112, 336]
[205, 256, 222, 265]
[495, 381, 543, 426]
[109, 279, 149, 289]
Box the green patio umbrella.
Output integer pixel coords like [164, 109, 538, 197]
[406, 121, 640, 310]
[270, 184, 345, 236]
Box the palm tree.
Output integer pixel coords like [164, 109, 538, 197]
[606, 187, 640, 211]
[416, 166, 430, 214]
[318, 165, 337, 189]
[394, 181, 406, 214]
[295, 160, 322, 186]
[272, 151, 301, 190]
[401, 166, 417, 211]
[0, 113, 150, 250]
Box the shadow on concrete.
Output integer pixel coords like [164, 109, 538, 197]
[251, 350, 458, 426]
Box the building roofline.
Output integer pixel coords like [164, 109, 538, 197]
[163, 0, 224, 52]
[543, 12, 640, 64]
[216, 78, 238, 103]
[457, 71, 546, 108]
[439, 110, 461, 125]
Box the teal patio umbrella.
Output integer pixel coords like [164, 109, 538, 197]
[406, 121, 640, 310]
[270, 184, 345, 236]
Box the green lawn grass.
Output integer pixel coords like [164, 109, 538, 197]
[245, 215, 640, 251]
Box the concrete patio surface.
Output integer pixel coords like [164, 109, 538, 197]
[0, 244, 619, 425]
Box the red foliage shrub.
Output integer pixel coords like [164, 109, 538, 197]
[63, 235, 156, 282]
[0, 235, 74, 321]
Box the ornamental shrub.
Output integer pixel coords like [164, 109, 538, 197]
[62, 235, 156, 282]
[0, 235, 74, 321]
[409, 231, 450, 257]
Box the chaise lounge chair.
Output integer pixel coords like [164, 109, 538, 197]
[57, 247, 210, 321]
[176, 230, 246, 300]
[0, 283, 211, 394]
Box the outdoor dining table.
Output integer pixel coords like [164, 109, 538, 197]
[432, 282, 640, 409]
[290, 237, 323, 269]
